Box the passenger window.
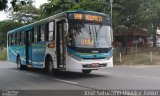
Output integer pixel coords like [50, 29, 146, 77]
[16, 32, 19, 45]
[34, 27, 38, 43]
[19, 31, 22, 45]
[14, 33, 17, 45]
[21, 31, 25, 45]
[45, 24, 48, 41]
[11, 34, 13, 45]
[8, 35, 10, 46]
[32, 28, 34, 43]
[37, 26, 41, 42]
[24, 31, 26, 44]
[49, 21, 55, 41]
[28, 30, 31, 43]
[13, 33, 15, 45]
[40, 25, 45, 41]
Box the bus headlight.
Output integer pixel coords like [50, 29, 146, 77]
[105, 56, 112, 60]
[68, 53, 82, 61]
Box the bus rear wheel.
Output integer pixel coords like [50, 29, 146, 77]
[82, 70, 92, 74]
[17, 56, 26, 70]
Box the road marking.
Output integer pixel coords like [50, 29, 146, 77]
[130, 75, 160, 80]
[54, 78, 79, 85]
[134, 66, 152, 69]
[10, 70, 19, 73]
[94, 71, 160, 80]
[53, 78, 97, 89]
[93, 71, 111, 74]
[93, 71, 112, 75]
[26, 73, 39, 77]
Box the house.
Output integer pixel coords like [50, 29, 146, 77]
[156, 27, 160, 47]
[114, 27, 149, 47]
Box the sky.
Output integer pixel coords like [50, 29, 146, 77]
[0, 0, 48, 21]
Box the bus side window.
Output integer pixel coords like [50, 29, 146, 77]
[13, 33, 15, 45]
[37, 26, 41, 42]
[40, 25, 45, 42]
[19, 31, 21, 45]
[17, 32, 19, 45]
[48, 21, 55, 41]
[10, 34, 12, 46]
[34, 27, 38, 43]
[15, 33, 18, 45]
[21, 31, 24, 45]
[24, 31, 26, 44]
[15, 33, 16, 45]
[32, 28, 34, 43]
[45, 23, 49, 41]
[10, 34, 13, 45]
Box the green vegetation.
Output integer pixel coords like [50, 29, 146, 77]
[0, 20, 23, 46]
[114, 48, 160, 65]
[0, 49, 7, 61]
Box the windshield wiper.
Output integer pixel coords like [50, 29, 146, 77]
[95, 26, 98, 41]
[89, 26, 92, 41]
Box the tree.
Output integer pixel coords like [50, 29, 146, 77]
[72, 0, 107, 13]
[7, 0, 42, 23]
[0, 0, 33, 11]
[9, 5, 41, 23]
[40, 0, 77, 17]
[40, 0, 109, 17]
[110, 0, 144, 54]
[137, 0, 160, 47]
[10, 0, 34, 11]
[0, 0, 7, 11]
[0, 20, 23, 46]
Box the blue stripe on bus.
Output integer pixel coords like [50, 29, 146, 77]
[8, 42, 47, 67]
[67, 47, 112, 59]
[31, 42, 46, 65]
[8, 46, 26, 64]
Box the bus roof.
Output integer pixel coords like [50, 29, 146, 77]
[8, 10, 109, 34]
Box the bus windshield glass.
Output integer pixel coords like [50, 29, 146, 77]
[67, 22, 112, 48]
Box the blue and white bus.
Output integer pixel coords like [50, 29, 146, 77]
[7, 10, 113, 74]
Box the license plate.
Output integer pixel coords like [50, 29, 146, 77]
[92, 63, 99, 67]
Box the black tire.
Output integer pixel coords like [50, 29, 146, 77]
[45, 57, 58, 75]
[17, 56, 26, 70]
[82, 70, 92, 74]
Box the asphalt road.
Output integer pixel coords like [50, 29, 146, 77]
[1, 61, 160, 96]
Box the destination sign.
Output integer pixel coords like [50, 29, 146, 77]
[68, 13, 104, 22]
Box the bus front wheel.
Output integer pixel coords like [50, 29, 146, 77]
[45, 57, 58, 75]
[82, 70, 92, 74]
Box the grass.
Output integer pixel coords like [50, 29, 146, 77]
[0, 49, 7, 61]
[113, 52, 160, 65]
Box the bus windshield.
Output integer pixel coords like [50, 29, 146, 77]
[67, 22, 112, 48]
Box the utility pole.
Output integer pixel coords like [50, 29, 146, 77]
[110, 0, 113, 43]
[110, 0, 113, 28]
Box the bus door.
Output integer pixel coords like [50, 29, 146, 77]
[56, 20, 67, 69]
[26, 30, 32, 66]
